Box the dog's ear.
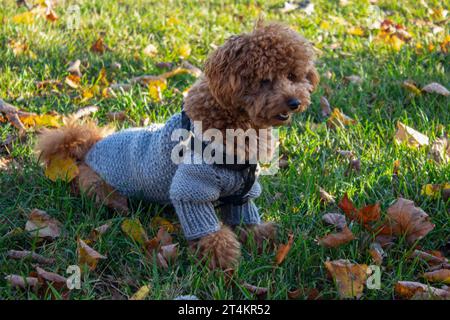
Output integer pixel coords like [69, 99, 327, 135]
[306, 67, 319, 91]
[204, 35, 248, 108]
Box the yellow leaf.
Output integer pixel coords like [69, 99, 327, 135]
[20, 114, 61, 128]
[97, 67, 109, 86]
[78, 238, 107, 271]
[348, 27, 364, 36]
[45, 155, 79, 182]
[121, 219, 148, 246]
[148, 79, 167, 102]
[402, 81, 422, 96]
[421, 184, 441, 198]
[320, 21, 330, 30]
[150, 217, 175, 233]
[394, 122, 429, 148]
[325, 259, 368, 299]
[12, 11, 35, 24]
[178, 44, 191, 59]
[130, 285, 151, 300]
[326, 108, 357, 129]
[389, 35, 404, 51]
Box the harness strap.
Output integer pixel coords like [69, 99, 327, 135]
[180, 109, 257, 206]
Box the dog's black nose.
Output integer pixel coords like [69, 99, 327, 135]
[287, 98, 301, 110]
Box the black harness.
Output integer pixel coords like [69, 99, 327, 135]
[180, 109, 257, 206]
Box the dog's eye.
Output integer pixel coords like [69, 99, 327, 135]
[260, 79, 271, 86]
[288, 73, 296, 82]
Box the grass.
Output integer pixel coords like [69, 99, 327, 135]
[0, 0, 449, 300]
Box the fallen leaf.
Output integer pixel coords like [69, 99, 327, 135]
[25, 209, 62, 240]
[428, 136, 449, 164]
[177, 43, 191, 59]
[421, 183, 449, 198]
[369, 243, 385, 265]
[157, 226, 173, 246]
[150, 216, 175, 233]
[348, 27, 365, 36]
[322, 213, 347, 230]
[402, 80, 422, 96]
[160, 244, 178, 263]
[88, 222, 111, 241]
[12, 11, 35, 24]
[143, 44, 158, 57]
[395, 281, 450, 299]
[242, 282, 268, 298]
[275, 233, 294, 265]
[45, 155, 79, 182]
[20, 113, 61, 128]
[130, 285, 151, 300]
[395, 122, 429, 148]
[422, 82, 450, 97]
[327, 108, 356, 129]
[325, 259, 368, 299]
[36, 266, 67, 291]
[5, 275, 39, 289]
[320, 96, 332, 117]
[319, 188, 335, 204]
[77, 239, 107, 271]
[45, 9, 58, 22]
[121, 219, 148, 246]
[318, 226, 355, 248]
[338, 193, 357, 218]
[65, 74, 81, 89]
[67, 59, 82, 77]
[106, 111, 127, 122]
[344, 75, 363, 85]
[7, 250, 55, 265]
[412, 249, 448, 266]
[287, 287, 320, 300]
[148, 78, 167, 102]
[423, 269, 450, 284]
[91, 37, 108, 54]
[382, 198, 435, 244]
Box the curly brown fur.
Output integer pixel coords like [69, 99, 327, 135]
[236, 222, 277, 253]
[184, 22, 319, 133]
[35, 116, 114, 164]
[189, 225, 241, 270]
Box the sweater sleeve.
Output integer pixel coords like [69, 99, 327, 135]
[169, 163, 221, 240]
[220, 181, 262, 226]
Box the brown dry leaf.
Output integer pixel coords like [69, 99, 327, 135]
[143, 44, 158, 57]
[7, 250, 55, 265]
[357, 202, 381, 224]
[25, 209, 62, 240]
[422, 82, 450, 97]
[5, 275, 39, 289]
[318, 226, 355, 248]
[65, 74, 81, 89]
[395, 122, 429, 148]
[67, 59, 82, 77]
[242, 282, 268, 298]
[369, 243, 385, 265]
[88, 222, 111, 242]
[395, 281, 450, 299]
[320, 96, 332, 117]
[319, 188, 335, 204]
[402, 80, 422, 96]
[428, 136, 449, 164]
[77, 239, 106, 271]
[121, 219, 148, 246]
[382, 198, 435, 244]
[344, 75, 363, 85]
[160, 244, 178, 263]
[325, 259, 368, 299]
[91, 37, 108, 54]
[322, 213, 347, 230]
[36, 266, 67, 291]
[157, 227, 173, 246]
[376, 20, 412, 51]
[423, 269, 450, 284]
[45, 9, 58, 22]
[106, 111, 127, 122]
[275, 233, 294, 265]
[411, 249, 448, 266]
[129, 285, 151, 300]
[287, 287, 320, 300]
[45, 155, 79, 182]
[338, 193, 357, 219]
[327, 108, 357, 129]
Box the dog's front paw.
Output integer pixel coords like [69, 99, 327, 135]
[236, 222, 277, 253]
[189, 226, 241, 270]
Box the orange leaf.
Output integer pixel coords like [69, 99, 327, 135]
[423, 269, 450, 284]
[357, 202, 381, 224]
[318, 226, 355, 248]
[275, 233, 294, 265]
[91, 37, 108, 54]
[338, 193, 357, 219]
[77, 239, 107, 271]
[395, 281, 449, 299]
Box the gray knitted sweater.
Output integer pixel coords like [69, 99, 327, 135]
[85, 113, 261, 240]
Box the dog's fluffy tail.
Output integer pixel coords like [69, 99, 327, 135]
[35, 116, 114, 164]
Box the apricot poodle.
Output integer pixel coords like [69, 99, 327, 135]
[35, 22, 319, 270]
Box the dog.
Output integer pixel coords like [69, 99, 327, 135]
[35, 22, 319, 270]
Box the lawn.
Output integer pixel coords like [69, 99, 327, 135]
[0, 0, 449, 300]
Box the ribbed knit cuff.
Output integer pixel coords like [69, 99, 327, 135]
[171, 200, 220, 240]
[221, 201, 261, 226]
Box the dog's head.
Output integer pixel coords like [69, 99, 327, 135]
[204, 22, 319, 128]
